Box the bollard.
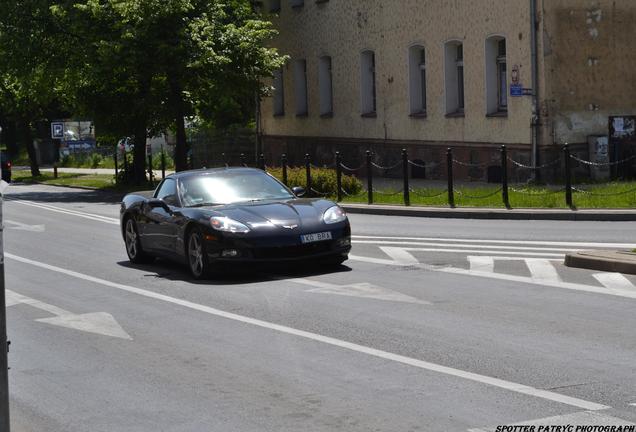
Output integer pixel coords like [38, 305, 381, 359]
[147, 154, 153, 183]
[305, 154, 312, 197]
[402, 149, 410, 206]
[114, 151, 119, 183]
[501, 145, 510, 209]
[258, 153, 265, 171]
[564, 143, 573, 208]
[336, 152, 343, 202]
[53, 163, 58, 179]
[160, 150, 166, 179]
[281, 154, 288, 185]
[447, 148, 455, 208]
[366, 150, 373, 205]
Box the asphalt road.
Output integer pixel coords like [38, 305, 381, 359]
[3, 183, 636, 431]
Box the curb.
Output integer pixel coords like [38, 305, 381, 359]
[564, 251, 636, 275]
[341, 204, 636, 221]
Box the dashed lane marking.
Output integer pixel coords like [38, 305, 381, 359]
[593, 273, 636, 292]
[526, 259, 563, 283]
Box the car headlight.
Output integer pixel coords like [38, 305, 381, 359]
[323, 206, 347, 224]
[210, 216, 250, 233]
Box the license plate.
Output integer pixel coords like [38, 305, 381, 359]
[300, 231, 332, 244]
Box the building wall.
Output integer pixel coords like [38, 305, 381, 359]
[261, 0, 536, 167]
[542, 0, 636, 145]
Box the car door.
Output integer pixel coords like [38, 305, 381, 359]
[142, 179, 180, 254]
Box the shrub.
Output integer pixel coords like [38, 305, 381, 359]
[152, 152, 175, 170]
[267, 167, 362, 197]
[90, 153, 102, 168]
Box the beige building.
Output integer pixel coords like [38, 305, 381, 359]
[260, 0, 636, 180]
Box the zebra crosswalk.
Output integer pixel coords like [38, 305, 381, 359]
[351, 235, 636, 296]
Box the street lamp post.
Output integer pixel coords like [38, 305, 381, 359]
[0, 125, 10, 432]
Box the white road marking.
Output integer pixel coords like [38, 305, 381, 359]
[4, 220, 45, 232]
[355, 240, 577, 252]
[593, 273, 636, 291]
[287, 278, 429, 304]
[379, 246, 420, 265]
[380, 247, 563, 258]
[467, 410, 635, 432]
[349, 254, 636, 300]
[5, 289, 131, 340]
[630, 402, 636, 407]
[525, 259, 562, 283]
[468, 256, 494, 273]
[5, 252, 608, 411]
[353, 235, 636, 249]
[8, 199, 119, 225]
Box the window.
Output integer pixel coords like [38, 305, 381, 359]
[293, 59, 308, 116]
[409, 45, 427, 116]
[269, 0, 281, 13]
[444, 41, 465, 115]
[273, 68, 285, 116]
[155, 179, 178, 206]
[486, 36, 507, 115]
[360, 50, 377, 116]
[318, 56, 333, 116]
[290, 0, 303, 7]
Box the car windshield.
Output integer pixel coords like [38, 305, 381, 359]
[179, 170, 294, 207]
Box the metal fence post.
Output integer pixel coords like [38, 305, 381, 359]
[147, 154, 153, 183]
[123, 149, 129, 178]
[501, 145, 510, 209]
[160, 150, 166, 179]
[240, 153, 246, 167]
[336, 152, 343, 202]
[259, 153, 265, 171]
[366, 150, 373, 204]
[305, 154, 312, 197]
[402, 149, 410, 206]
[564, 143, 573, 208]
[447, 148, 455, 208]
[281, 154, 288, 186]
[114, 150, 119, 184]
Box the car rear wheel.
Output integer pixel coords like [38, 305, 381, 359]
[187, 228, 212, 279]
[125, 218, 154, 264]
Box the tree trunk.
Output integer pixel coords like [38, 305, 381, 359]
[19, 120, 39, 176]
[133, 118, 147, 185]
[169, 77, 188, 172]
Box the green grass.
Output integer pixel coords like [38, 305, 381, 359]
[341, 182, 636, 209]
[11, 169, 636, 209]
[12, 170, 159, 193]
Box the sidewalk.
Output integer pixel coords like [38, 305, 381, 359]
[565, 250, 636, 274]
[21, 166, 176, 176]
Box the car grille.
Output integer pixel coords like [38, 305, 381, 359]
[252, 242, 333, 259]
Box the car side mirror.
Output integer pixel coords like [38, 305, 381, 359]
[292, 186, 305, 197]
[147, 198, 172, 212]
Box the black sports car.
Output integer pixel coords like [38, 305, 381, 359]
[120, 168, 351, 279]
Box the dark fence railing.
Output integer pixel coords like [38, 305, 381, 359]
[111, 144, 636, 207]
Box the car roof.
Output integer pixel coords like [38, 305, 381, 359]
[168, 167, 266, 180]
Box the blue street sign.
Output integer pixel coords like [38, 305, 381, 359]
[510, 84, 523, 97]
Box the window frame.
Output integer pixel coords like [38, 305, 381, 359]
[360, 50, 377, 117]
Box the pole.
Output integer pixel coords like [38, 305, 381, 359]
[0, 136, 10, 432]
[402, 149, 410, 206]
[366, 150, 373, 205]
[258, 154, 265, 171]
[114, 150, 119, 184]
[305, 154, 312, 197]
[281, 154, 288, 186]
[336, 152, 343, 202]
[147, 154, 153, 183]
[447, 148, 455, 208]
[564, 143, 573, 208]
[240, 153, 246, 167]
[501, 145, 510, 209]
[530, 0, 541, 182]
[160, 149, 166, 180]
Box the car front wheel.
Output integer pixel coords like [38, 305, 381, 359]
[125, 218, 154, 264]
[187, 228, 212, 279]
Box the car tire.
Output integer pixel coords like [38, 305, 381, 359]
[187, 227, 213, 280]
[124, 218, 154, 264]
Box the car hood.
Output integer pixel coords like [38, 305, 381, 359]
[207, 199, 337, 230]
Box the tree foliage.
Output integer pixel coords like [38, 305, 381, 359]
[0, 0, 285, 181]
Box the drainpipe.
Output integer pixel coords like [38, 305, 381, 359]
[530, 0, 541, 181]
